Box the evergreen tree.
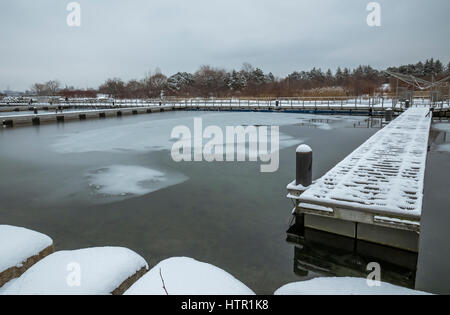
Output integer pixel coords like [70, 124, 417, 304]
[434, 59, 444, 75]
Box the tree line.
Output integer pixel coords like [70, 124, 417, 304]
[31, 58, 450, 98]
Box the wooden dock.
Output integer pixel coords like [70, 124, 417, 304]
[287, 107, 432, 252]
[1, 105, 175, 127]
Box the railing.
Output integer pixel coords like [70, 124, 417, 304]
[1, 96, 449, 110]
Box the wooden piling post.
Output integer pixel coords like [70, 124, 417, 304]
[32, 117, 40, 126]
[296, 145, 312, 187]
[385, 108, 393, 122]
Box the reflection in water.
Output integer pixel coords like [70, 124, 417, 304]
[286, 224, 418, 289]
[297, 117, 384, 130]
[430, 127, 448, 146]
[353, 117, 384, 129]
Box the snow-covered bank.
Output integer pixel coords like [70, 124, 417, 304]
[274, 277, 431, 295]
[1, 247, 148, 295]
[125, 257, 255, 295]
[0, 225, 54, 287]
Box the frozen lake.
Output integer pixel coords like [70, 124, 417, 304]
[1, 110, 433, 293]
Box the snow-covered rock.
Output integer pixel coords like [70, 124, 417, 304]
[1, 247, 148, 295]
[125, 257, 255, 295]
[0, 225, 53, 275]
[274, 277, 431, 295]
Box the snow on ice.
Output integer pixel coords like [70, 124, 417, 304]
[49, 112, 360, 154]
[86, 165, 188, 196]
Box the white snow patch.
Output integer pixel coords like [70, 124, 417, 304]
[0, 278, 17, 294]
[296, 144, 312, 153]
[1, 247, 148, 295]
[87, 165, 188, 197]
[374, 216, 420, 227]
[124, 257, 255, 295]
[299, 203, 334, 213]
[0, 225, 53, 273]
[274, 277, 431, 295]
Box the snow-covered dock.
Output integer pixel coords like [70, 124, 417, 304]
[1, 105, 174, 127]
[2, 97, 448, 128]
[288, 107, 432, 252]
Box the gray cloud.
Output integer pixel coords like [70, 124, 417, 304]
[0, 0, 449, 90]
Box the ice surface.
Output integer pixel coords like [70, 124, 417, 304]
[87, 165, 188, 197]
[0, 247, 148, 295]
[436, 143, 450, 153]
[274, 277, 430, 295]
[433, 123, 450, 132]
[0, 225, 53, 273]
[50, 112, 358, 154]
[124, 257, 255, 295]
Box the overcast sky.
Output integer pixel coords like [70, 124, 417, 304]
[0, 0, 449, 91]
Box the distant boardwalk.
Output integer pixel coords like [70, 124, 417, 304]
[289, 107, 432, 252]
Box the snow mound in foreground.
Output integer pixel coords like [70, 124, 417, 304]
[87, 165, 188, 196]
[125, 257, 255, 295]
[274, 277, 431, 295]
[0, 225, 53, 273]
[1, 247, 148, 295]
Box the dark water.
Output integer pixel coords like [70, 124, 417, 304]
[415, 123, 450, 294]
[1, 111, 424, 294]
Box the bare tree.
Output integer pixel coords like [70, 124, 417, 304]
[46, 80, 60, 95]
